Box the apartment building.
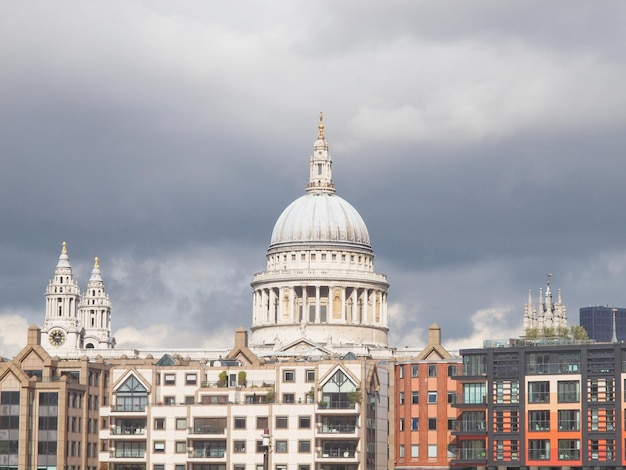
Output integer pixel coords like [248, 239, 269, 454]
[454, 338, 626, 469]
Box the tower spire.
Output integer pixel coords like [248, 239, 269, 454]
[306, 112, 335, 194]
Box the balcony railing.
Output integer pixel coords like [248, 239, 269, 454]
[452, 448, 487, 461]
[111, 426, 146, 435]
[189, 426, 225, 435]
[453, 421, 486, 433]
[110, 449, 146, 458]
[189, 449, 226, 458]
[319, 449, 356, 458]
[111, 404, 147, 412]
[319, 425, 356, 434]
[318, 401, 356, 410]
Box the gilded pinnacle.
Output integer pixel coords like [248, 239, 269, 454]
[318, 112, 325, 140]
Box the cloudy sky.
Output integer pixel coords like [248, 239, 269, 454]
[1, 1, 625, 357]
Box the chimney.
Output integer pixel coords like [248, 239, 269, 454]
[234, 327, 248, 348]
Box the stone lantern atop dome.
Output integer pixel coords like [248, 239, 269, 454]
[250, 116, 389, 352]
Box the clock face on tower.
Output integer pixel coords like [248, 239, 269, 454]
[48, 329, 66, 346]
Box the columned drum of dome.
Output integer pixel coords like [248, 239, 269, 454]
[250, 114, 389, 350]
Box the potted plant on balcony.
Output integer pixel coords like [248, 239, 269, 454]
[218, 371, 228, 387]
[306, 387, 315, 403]
[238, 371, 247, 387]
[348, 388, 362, 405]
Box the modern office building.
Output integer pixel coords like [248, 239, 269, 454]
[580, 306, 626, 342]
[453, 338, 626, 469]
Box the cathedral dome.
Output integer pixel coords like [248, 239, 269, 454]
[270, 193, 371, 249]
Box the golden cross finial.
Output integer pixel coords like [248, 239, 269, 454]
[94, 257, 99, 269]
[318, 112, 325, 139]
[61, 242, 67, 254]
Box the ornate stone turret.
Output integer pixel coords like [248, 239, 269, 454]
[41, 242, 82, 352]
[523, 273, 568, 332]
[78, 257, 115, 350]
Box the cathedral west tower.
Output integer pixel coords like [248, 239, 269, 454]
[250, 114, 389, 351]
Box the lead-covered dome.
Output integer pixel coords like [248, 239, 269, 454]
[270, 193, 371, 249]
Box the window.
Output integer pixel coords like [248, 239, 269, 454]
[411, 391, 419, 404]
[528, 381, 550, 403]
[276, 465, 287, 470]
[154, 441, 165, 452]
[185, 395, 194, 405]
[399, 444, 405, 458]
[399, 366, 404, 379]
[154, 465, 164, 470]
[257, 417, 268, 429]
[399, 392, 404, 405]
[176, 466, 186, 470]
[154, 418, 165, 430]
[447, 392, 457, 404]
[448, 419, 455, 430]
[528, 410, 550, 431]
[427, 392, 437, 404]
[164, 374, 175, 385]
[234, 416, 246, 429]
[275, 440, 287, 453]
[276, 416, 288, 429]
[558, 439, 580, 460]
[282, 393, 295, 403]
[185, 373, 197, 385]
[557, 381, 579, 403]
[299, 466, 310, 470]
[528, 439, 550, 460]
[428, 365, 437, 377]
[411, 444, 419, 458]
[163, 396, 175, 405]
[448, 364, 457, 376]
[256, 440, 265, 453]
[399, 418, 404, 431]
[234, 466, 245, 470]
[176, 418, 187, 430]
[283, 370, 295, 382]
[411, 365, 419, 377]
[411, 417, 418, 431]
[298, 440, 311, 453]
[558, 410, 579, 431]
[462, 383, 486, 404]
[234, 440, 246, 453]
[428, 418, 437, 430]
[299, 416, 311, 429]
[306, 370, 315, 382]
[428, 444, 437, 458]
[175, 441, 186, 453]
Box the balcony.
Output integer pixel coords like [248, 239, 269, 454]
[318, 401, 358, 411]
[189, 448, 226, 458]
[189, 426, 226, 435]
[450, 447, 487, 464]
[111, 426, 146, 436]
[110, 449, 146, 459]
[318, 449, 357, 459]
[318, 424, 357, 435]
[452, 420, 487, 434]
[110, 404, 147, 413]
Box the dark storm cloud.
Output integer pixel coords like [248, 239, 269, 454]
[1, 1, 625, 355]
